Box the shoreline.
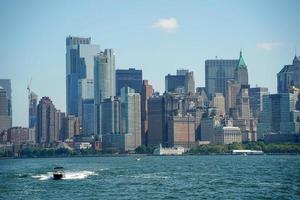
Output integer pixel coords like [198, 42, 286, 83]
[1, 153, 299, 160]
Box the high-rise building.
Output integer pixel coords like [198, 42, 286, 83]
[176, 69, 189, 76]
[167, 115, 195, 148]
[101, 97, 121, 135]
[165, 74, 185, 93]
[236, 85, 251, 119]
[78, 78, 94, 127]
[0, 79, 12, 117]
[234, 50, 248, 86]
[116, 68, 142, 96]
[249, 87, 269, 118]
[205, 58, 238, 98]
[54, 110, 65, 141]
[212, 93, 225, 116]
[64, 115, 80, 139]
[36, 97, 56, 145]
[82, 99, 95, 135]
[0, 87, 12, 133]
[226, 80, 241, 114]
[184, 71, 195, 94]
[66, 36, 100, 116]
[257, 93, 300, 138]
[121, 86, 141, 149]
[277, 55, 300, 93]
[94, 49, 116, 135]
[141, 80, 153, 146]
[165, 70, 195, 94]
[29, 92, 38, 128]
[147, 96, 165, 147]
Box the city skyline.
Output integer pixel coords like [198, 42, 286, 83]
[1, 0, 300, 127]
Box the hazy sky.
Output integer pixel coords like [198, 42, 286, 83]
[1, 0, 300, 127]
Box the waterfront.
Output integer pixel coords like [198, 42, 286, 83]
[0, 155, 300, 199]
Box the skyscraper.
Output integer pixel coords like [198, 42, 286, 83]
[116, 68, 142, 96]
[212, 93, 225, 116]
[205, 58, 238, 99]
[101, 97, 121, 135]
[141, 80, 153, 146]
[0, 79, 12, 117]
[82, 99, 95, 135]
[36, 97, 56, 145]
[236, 85, 251, 119]
[29, 92, 38, 128]
[249, 87, 269, 118]
[165, 70, 195, 94]
[120, 86, 141, 149]
[66, 36, 100, 116]
[184, 71, 195, 94]
[0, 87, 12, 133]
[94, 49, 116, 135]
[234, 50, 248, 86]
[257, 93, 300, 138]
[277, 55, 300, 93]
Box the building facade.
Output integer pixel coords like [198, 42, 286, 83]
[94, 49, 116, 135]
[205, 59, 238, 98]
[277, 56, 300, 93]
[116, 68, 142, 96]
[141, 80, 153, 146]
[36, 97, 56, 145]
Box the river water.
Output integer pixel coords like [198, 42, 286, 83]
[0, 155, 299, 199]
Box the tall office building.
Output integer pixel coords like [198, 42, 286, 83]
[54, 110, 65, 141]
[226, 80, 241, 114]
[176, 69, 189, 76]
[277, 55, 300, 93]
[29, 92, 38, 128]
[257, 93, 300, 138]
[101, 97, 121, 135]
[236, 85, 251, 119]
[141, 80, 153, 146]
[165, 74, 185, 93]
[249, 87, 268, 118]
[147, 96, 165, 147]
[78, 78, 94, 126]
[0, 79, 12, 117]
[82, 99, 95, 135]
[121, 86, 141, 148]
[205, 57, 238, 98]
[116, 68, 143, 96]
[234, 50, 248, 86]
[184, 71, 195, 94]
[165, 70, 195, 94]
[94, 49, 116, 135]
[212, 93, 225, 116]
[64, 115, 80, 139]
[0, 87, 12, 133]
[36, 97, 56, 145]
[167, 115, 196, 148]
[66, 36, 100, 116]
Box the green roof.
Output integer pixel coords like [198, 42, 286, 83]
[237, 50, 247, 69]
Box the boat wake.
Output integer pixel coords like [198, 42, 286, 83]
[32, 170, 97, 181]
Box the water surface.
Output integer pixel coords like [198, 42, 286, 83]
[0, 155, 299, 199]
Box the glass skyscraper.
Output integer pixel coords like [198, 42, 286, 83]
[205, 59, 238, 99]
[94, 49, 116, 135]
[65, 36, 100, 116]
[116, 68, 142, 96]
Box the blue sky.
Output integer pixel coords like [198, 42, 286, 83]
[1, 0, 300, 126]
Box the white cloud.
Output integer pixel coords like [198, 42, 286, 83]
[256, 42, 281, 51]
[152, 18, 179, 32]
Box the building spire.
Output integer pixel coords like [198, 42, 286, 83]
[237, 49, 247, 69]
